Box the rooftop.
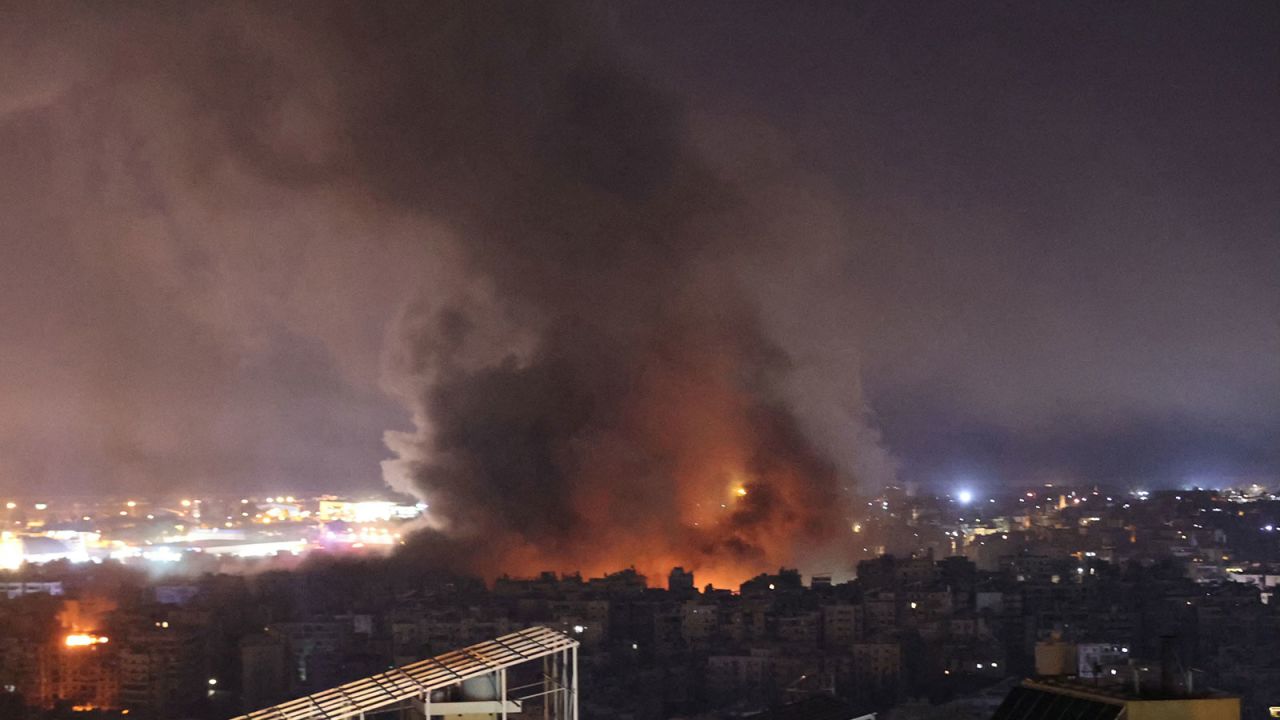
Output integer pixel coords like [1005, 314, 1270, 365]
[992, 680, 1240, 720]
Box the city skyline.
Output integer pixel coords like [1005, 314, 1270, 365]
[1, 481, 1276, 717]
[2, 3, 1277, 718]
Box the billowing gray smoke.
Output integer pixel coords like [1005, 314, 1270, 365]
[208, 1, 862, 584]
[8, 1, 876, 584]
[343, 3, 860, 583]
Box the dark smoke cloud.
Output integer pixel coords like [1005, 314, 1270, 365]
[270, 2, 860, 581]
[0, 1, 868, 581]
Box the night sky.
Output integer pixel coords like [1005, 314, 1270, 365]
[1, 1, 1277, 503]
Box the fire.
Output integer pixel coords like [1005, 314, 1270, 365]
[393, 298, 854, 590]
[64, 633, 109, 648]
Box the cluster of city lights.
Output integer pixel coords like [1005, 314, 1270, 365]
[0, 495, 426, 571]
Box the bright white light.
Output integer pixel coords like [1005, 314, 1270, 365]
[572, 625, 585, 634]
[142, 547, 183, 564]
[957, 490, 974, 505]
[0, 533, 24, 571]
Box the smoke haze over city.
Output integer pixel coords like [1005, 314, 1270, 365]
[1, 2, 1278, 581]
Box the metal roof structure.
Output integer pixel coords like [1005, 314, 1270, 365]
[232, 625, 579, 720]
[991, 679, 1241, 720]
[991, 684, 1123, 720]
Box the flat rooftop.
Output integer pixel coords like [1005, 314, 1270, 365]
[992, 679, 1240, 720]
[1023, 677, 1234, 703]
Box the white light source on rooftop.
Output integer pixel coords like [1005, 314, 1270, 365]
[956, 489, 974, 505]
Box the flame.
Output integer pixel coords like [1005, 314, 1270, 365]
[64, 633, 108, 648]
[398, 310, 854, 589]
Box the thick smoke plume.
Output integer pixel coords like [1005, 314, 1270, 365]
[348, 2, 858, 584]
[219, 1, 859, 585]
[4, 1, 870, 585]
